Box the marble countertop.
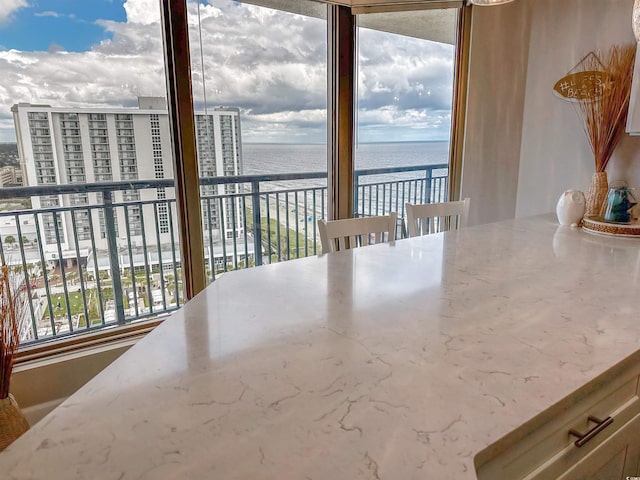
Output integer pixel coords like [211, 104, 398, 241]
[3, 214, 640, 479]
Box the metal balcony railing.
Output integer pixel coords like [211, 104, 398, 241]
[0, 163, 447, 347]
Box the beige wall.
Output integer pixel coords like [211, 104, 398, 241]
[463, 0, 640, 224]
[461, 2, 532, 226]
[516, 0, 640, 218]
[11, 344, 130, 425]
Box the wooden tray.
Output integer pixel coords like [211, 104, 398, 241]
[582, 215, 640, 238]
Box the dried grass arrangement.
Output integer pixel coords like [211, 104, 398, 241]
[0, 264, 27, 399]
[575, 44, 637, 172]
[574, 44, 637, 215]
[0, 264, 30, 451]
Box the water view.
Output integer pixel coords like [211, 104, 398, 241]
[243, 141, 449, 175]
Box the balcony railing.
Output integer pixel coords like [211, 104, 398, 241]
[0, 163, 447, 347]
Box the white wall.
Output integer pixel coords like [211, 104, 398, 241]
[463, 0, 640, 223]
[11, 344, 131, 425]
[516, 0, 640, 217]
[462, 2, 532, 226]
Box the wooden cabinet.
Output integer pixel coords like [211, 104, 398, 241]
[552, 413, 640, 480]
[475, 358, 640, 480]
[527, 413, 640, 480]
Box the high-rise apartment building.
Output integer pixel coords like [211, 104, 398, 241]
[11, 98, 243, 257]
[0, 166, 23, 187]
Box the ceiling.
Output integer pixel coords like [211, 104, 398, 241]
[236, 0, 459, 45]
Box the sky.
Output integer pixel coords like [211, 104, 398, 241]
[0, 0, 455, 144]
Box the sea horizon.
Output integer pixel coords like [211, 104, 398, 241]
[0, 139, 450, 145]
[243, 141, 448, 172]
[242, 139, 449, 145]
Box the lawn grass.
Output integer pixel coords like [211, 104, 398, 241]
[246, 205, 316, 260]
[260, 216, 316, 260]
[52, 287, 130, 327]
[51, 291, 86, 316]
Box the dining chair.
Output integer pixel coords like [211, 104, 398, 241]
[405, 198, 470, 237]
[317, 212, 398, 253]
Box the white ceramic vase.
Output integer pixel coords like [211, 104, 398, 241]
[556, 190, 586, 226]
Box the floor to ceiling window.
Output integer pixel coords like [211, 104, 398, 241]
[187, 0, 328, 280]
[0, 0, 184, 347]
[354, 7, 459, 235]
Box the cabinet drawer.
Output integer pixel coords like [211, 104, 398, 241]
[543, 413, 640, 480]
[476, 358, 640, 480]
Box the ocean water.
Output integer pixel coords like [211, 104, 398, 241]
[242, 141, 449, 175]
[241, 141, 450, 217]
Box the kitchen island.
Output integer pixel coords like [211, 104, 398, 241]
[2, 214, 640, 479]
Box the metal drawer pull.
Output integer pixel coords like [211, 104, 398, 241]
[569, 416, 614, 447]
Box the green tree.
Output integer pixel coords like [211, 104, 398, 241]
[5, 235, 15, 246]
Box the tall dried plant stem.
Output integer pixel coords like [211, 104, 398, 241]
[575, 44, 637, 173]
[0, 265, 21, 399]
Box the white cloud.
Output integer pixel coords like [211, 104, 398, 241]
[34, 11, 61, 18]
[0, 0, 27, 24]
[32, 11, 78, 21]
[0, 0, 454, 143]
[123, 0, 161, 25]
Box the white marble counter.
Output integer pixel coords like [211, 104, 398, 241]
[2, 214, 640, 479]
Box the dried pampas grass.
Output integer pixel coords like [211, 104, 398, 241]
[575, 44, 637, 172]
[0, 265, 28, 399]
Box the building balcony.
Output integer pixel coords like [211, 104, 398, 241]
[1, 163, 447, 348]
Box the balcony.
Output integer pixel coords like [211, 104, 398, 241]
[1, 163, 447, 348]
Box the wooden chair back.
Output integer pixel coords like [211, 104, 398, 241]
[317, 213, 398, 253]
[405, 198, 470, 237]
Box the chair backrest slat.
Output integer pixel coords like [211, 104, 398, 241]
[406, 199, 470, 237]
[317, 212, 398, 253]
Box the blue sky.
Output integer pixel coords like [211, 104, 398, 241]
[0, 0, 455, 143]
[0, 1, 125, 52]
